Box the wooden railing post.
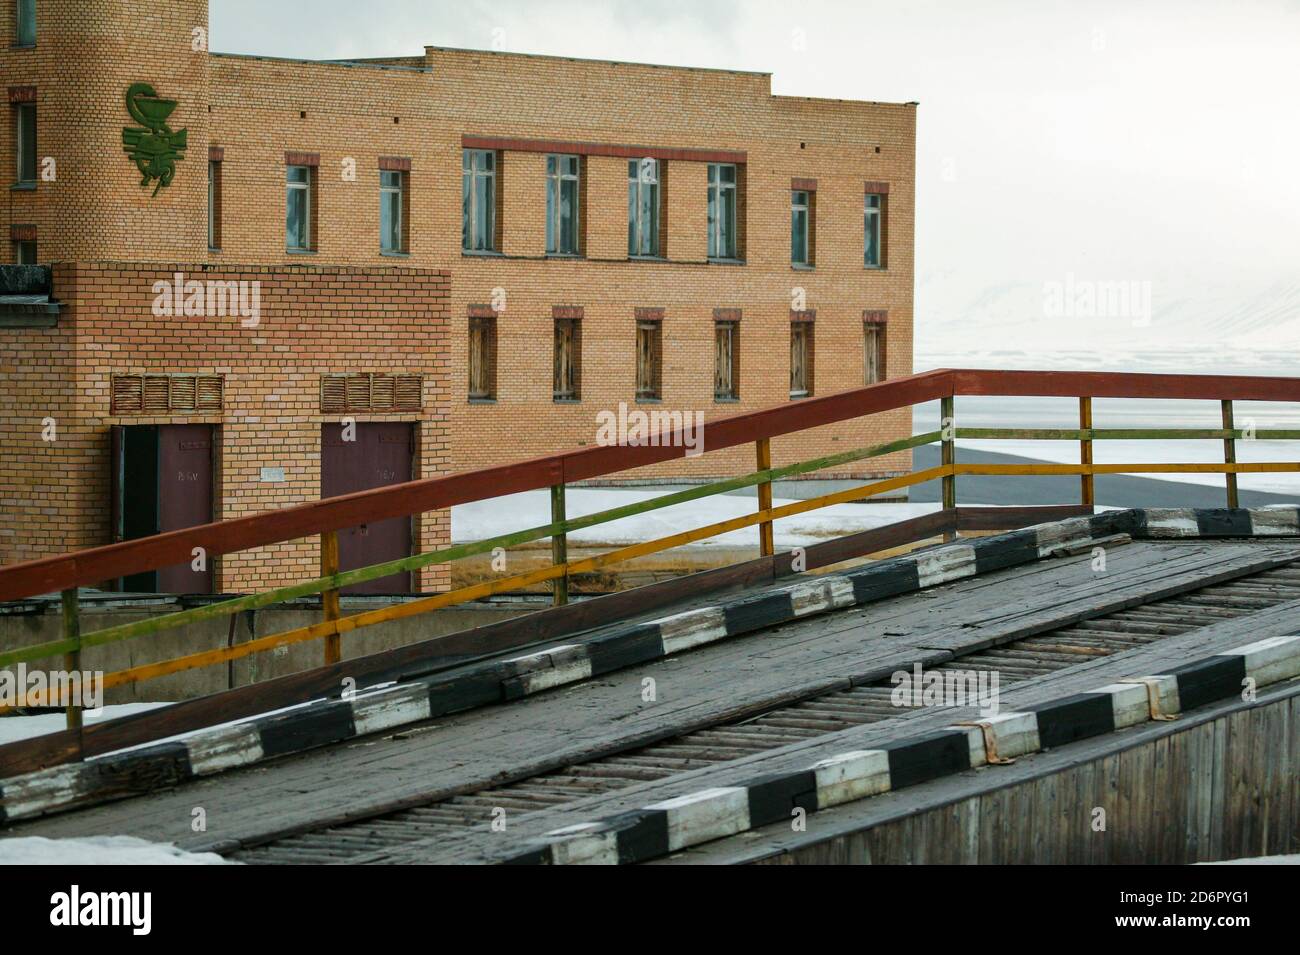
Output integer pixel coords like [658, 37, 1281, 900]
[1079, 397, 1095, 509]
[60, 588, 82, 732]
[551, 483, 569, 605]
[940, 396, 956, 540]
[756, 437, 774, 557]
[320, 530, 342, 665]
[1222, 399, 1240, 508]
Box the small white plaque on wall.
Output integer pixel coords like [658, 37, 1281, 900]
[260, 467, 286, 483]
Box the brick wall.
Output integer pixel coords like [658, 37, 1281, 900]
[0, 261, 451, 590]
[0, 1, 916, 560]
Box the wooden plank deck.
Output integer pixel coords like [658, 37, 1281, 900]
[2, 539, 1296, 854]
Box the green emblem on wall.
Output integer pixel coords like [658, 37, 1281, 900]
[121, 82, 187, 196]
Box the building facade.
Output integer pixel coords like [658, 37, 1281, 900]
[0, 0, 916, 592]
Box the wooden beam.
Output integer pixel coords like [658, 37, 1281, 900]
[60, 588, 82, 736]
[321, 530, 341, 666]
[1222, 400, 1239, 509]
[551, 483, 568, 606]
[1079, 397, 1094, 509]
[941, 396, 956, 540]
[756, 438, 774, 557]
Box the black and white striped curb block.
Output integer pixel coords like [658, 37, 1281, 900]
[0, 508, 1289, 825]
[499, 633, 1300, 865]
[1135, 506, 1300, 539]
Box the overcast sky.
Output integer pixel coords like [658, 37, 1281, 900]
[211, 1, 1300, 370]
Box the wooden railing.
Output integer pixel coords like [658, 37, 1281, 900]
[2, 368, 1298, 731]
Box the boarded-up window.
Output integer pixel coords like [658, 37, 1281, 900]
[468, 315, 497, 400]
[636, 320, 662, 400]
[790, 323, 814, 398]
[714, 321, 738, 400]
[553, 318, 581, 400]
[864, 321, 886, 385]
[111, 374, 224, 415]
[320, 373, 423, 413]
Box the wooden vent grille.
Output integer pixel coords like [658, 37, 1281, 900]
[321, 373, 423, 413]
[111, 374, 224, 414]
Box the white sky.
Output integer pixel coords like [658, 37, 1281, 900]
[211, 1, 1300, 369]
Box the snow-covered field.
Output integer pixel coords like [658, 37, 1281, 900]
[453, 488, 941, 549]
[0, 703, 170, 748]
[915, 394, 1300, 495]
[0, 835, 233, 865]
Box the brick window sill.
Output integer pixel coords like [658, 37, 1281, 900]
[792, 263, 815, 272]
[635, 396, 663, 404]
[714, 396, 740, 404]
[462, 249, 503, 258]
[10, 182, 36, 192]
[708, 257, 746, 266]
[468, 397, 497, 405]
[380, 250, 410, 258]
[286, 248, 317, 256]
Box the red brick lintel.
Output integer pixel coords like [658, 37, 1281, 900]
[790, 309, 816, 322]
[467, 304, 499, 318]
[379, 156, 412, 172]
[10, 224, 37, 242]
[208, 146, 225, 162]
[463, 135, 745, 165]
[864, 180, 891, 195]
[863, 309, 889, 324]
[552, 305, 583, 320]
[791, 177, 818, 192]
[285, 151, 321, 167]
[7, 85, 36, 104]
[634, 307, 665, 322]
[713, 307, 742, 322]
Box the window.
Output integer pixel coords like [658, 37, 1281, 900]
[16, 0, 35, 46]
[864, 321, 886, 385]
[462, 149, 496, 252]
[380, 169, 405, 253]
[636, 320, 662, 400]
[791, 190, 810, 266]
[864, 193, 885, 268]
[790, 322, 814, 398]
[285, 165, 312, 251]
[628, 158, 660, 256]
[545, 154, 580, 255]
[468, 315, 497, 400]
[714, 321, 739, 400]
[207, 160, 221, 250]
[13, 239, 35, 263]
[707, 163, 738, 259]
[553, 318, 581, 401]
[15, 102, 36, 183]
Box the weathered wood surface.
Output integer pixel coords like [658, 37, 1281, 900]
[660, 685, 1299, 865]
[382, 597, 1300, 865]
[4, 539, 1293, 853]
[0, 504, 1074, 776]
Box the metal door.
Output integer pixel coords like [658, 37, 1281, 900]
[321, 423, 413, 594]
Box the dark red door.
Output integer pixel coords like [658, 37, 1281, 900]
[156, 424, 215, 593]
[321, 423, 412, 594]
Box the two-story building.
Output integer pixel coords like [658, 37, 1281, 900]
[0, 0, 916, 593]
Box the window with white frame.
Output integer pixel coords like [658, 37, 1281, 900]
[707, 163, 738, 259]
[791, 190, 810, 266]
[380, 169, 405, 253]
[546, 154, 580, 255]
[207, 160, 221, 250]
[864, 193, 884, 268]
[628, 158, 660, 256]
[13, 240, 35, 264]
[285, 165, 312, 251]
[462, 149, 496, 252]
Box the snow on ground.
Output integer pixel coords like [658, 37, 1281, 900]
[0, 703, 170, 747]
[453, 487, 941, 549]
[0, 835, 234, 865]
